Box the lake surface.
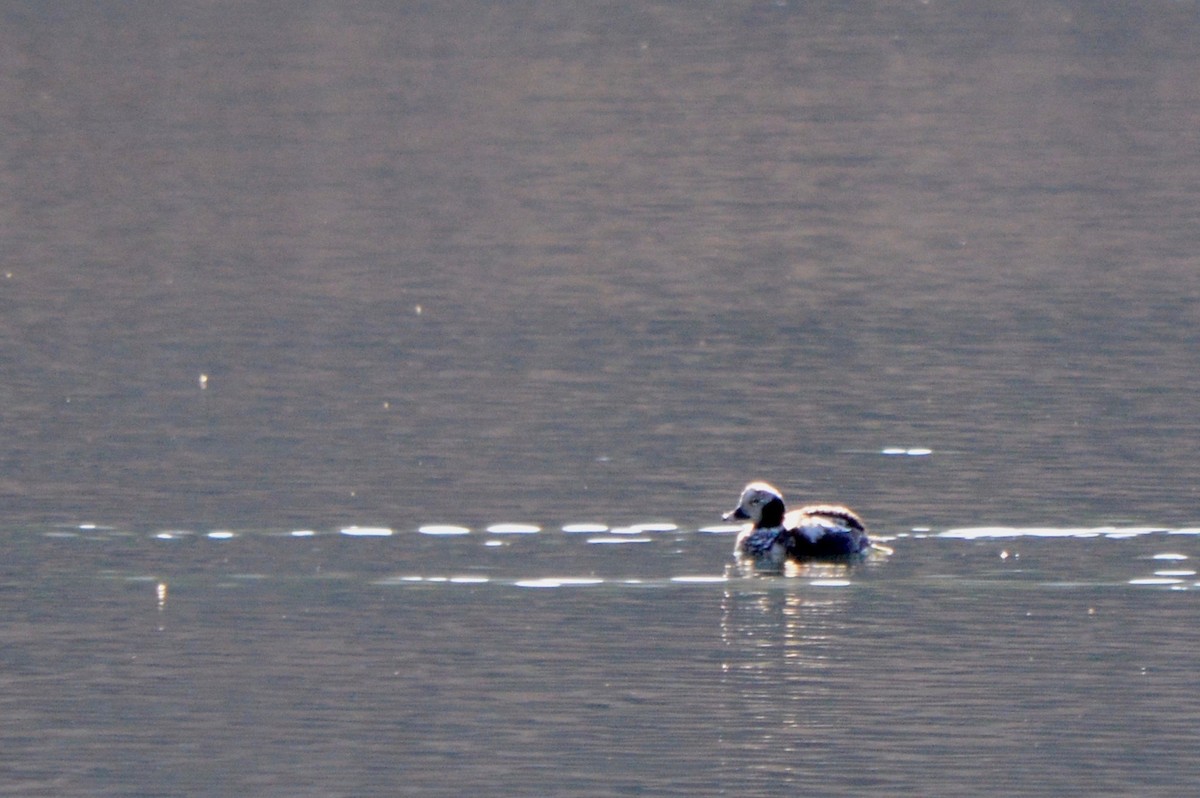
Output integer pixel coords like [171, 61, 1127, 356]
[3, 2, 1200, 795]
[5, 525, 1200, 796]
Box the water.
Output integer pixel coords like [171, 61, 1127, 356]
[4, 2, 1200, 795]
[5, 525, 1200, 796]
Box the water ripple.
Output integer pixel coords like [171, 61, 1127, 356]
[940, 526, 1177, 539]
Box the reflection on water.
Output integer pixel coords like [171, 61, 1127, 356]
[720, 583, 854, 787]
[720, 573, 855, 694]
[718, 560, 886, 787]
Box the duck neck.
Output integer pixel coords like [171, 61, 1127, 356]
[759, 496, 786, 528]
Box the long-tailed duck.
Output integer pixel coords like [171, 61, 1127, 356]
[723, 481, 870, 566]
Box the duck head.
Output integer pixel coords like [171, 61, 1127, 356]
[723, 482, 787, 528]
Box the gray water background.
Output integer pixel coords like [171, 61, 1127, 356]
[3, 2, 1200, 795]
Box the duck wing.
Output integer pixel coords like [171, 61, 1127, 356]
[783, 505, 869, 559]
[787, 504, 865, 533]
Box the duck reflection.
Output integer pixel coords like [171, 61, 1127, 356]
[717, 563, 865, 779]
[720, 562, 854, 679]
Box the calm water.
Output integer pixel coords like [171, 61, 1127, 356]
[5, 525, 1200, 796]
[3, 2, 1200, 795]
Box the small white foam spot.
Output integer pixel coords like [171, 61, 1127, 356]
[1105, 528, 1163, 539]
[486, 523, 540, 534]
[289, 530, 317, 537]
[941, 527, 1159, 540]
[586, 536, 652, 545]
[1129, 577, 1184, 586]
[1152, 553, 1188, 561]
[418, 525, 470, 536]
[670, 575, 728, 584]
[562, 523, 608, 533]
[699, 524, 742, 534]
[515, 577, 605, 588]
[206, 531, 235, 540]
[154, 530, 190, 540]
[630, 522, 678, 533]
[339, 526, 393, 537]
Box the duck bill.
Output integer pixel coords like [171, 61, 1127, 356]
[723, 506, 750, 522]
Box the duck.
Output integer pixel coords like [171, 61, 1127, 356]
[723, 481, 870, 565]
